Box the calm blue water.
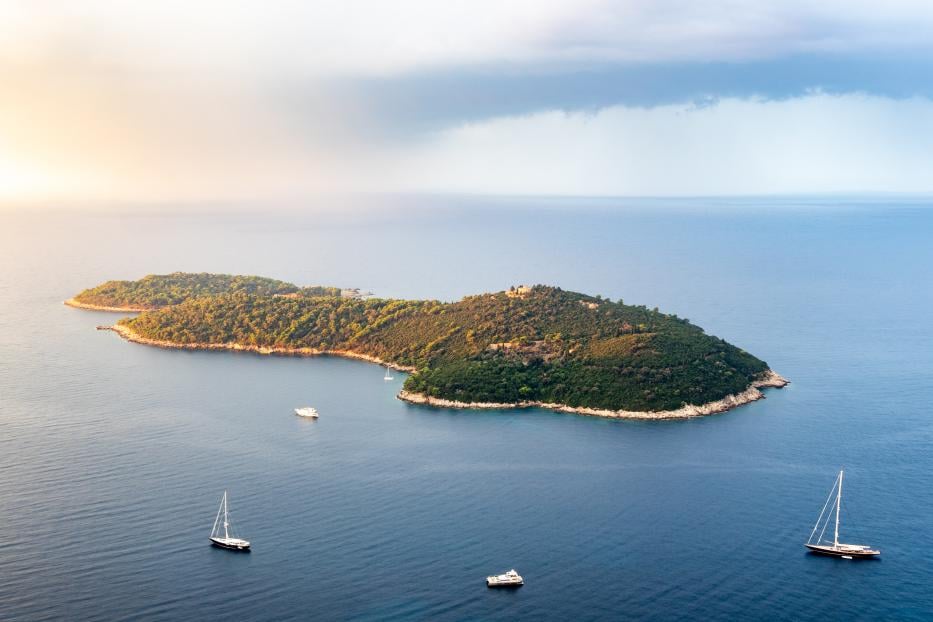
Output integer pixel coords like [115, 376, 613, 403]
[1, 197, 932, 621]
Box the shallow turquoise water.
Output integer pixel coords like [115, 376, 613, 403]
[1, 198, 931, 620]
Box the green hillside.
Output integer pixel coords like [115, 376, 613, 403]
[76, 275, 773, 412]
[71, 272, 339, 309]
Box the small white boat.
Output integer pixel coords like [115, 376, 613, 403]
[805, 469, 879, 559]
[209, 491, 250, 551]
[486, 569, 523, 587]
[383, 365, 394, 381]
[294, 406, 319, 418]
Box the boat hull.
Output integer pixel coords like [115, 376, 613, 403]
[210, 538, 251, 551]
[805, 544, 879, 558]
[486, 573, 524, 588]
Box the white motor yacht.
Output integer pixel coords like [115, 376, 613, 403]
[486, 569, 523, 587]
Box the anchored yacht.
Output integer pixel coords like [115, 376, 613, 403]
[209, 491, 250, 551]
[805, 470, 879, 559]
[294, 406, 319, 418]
[486, 569, 523, 587]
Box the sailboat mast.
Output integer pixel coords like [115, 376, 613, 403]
[223, 490, 230, 539]
[834, 470, 843, 547]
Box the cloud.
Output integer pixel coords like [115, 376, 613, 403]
[326, 55, 933, 135]
[383, 94, 933, 195]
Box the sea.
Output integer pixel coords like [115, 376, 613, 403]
[1, 196, 931, 621]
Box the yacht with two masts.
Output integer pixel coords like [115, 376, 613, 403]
[805, 470, 879, 559]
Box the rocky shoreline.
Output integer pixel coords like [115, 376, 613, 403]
[397, 370, 789, 420]
[102, 323, 417, 372]
[64, 299, 150, 313]
[98, 322, 786, 420]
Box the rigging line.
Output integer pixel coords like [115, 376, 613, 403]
[840, 493, 864, 543]
[211, 494, 224, 538]
[226, 495, 234, 538]
[815, 504, 831, 545]
[817, 475, 841, 545]
[808, 476, 838, 544]
[816, 504, 832, 545]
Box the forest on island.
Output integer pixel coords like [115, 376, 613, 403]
[72, 272, 340, 309]
[75, 274, 771, 412]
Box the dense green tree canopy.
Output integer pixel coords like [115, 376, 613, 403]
[72, 272, 339, 309]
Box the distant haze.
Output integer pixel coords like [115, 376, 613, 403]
[2, 1, 933, 204]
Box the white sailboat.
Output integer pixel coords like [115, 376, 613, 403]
[805, 470, 879, 558]
[383, 365, 394, 381]
[210, 490, 250, 551]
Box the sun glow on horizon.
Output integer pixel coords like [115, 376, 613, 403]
[0, 153, 53, 201]
[0, 149, 106, 204]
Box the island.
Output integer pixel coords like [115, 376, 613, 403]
[65, 272, 340, 312]
[68, 273, 787, 419]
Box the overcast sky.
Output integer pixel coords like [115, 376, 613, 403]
[2, 0, 933, 202]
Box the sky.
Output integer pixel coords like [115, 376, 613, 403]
[2, 0, 933, 203]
